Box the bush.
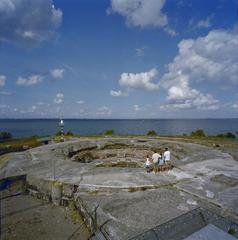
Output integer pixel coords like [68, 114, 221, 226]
[66, 131, 74, 136]
[0, 131, 12, 141]
[216, 133, 224, 138]
[225, 132, 236, 138]
[216, 132, 236, 139]
[55, 131, 62, 136]
[147, 130, 157, 136]
[104, 129, 114, 135]
[190, 129, 206, 137]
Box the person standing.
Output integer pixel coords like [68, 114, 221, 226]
[164, 147, 171, 165]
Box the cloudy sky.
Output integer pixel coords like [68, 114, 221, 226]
[0, 0, 238, 118]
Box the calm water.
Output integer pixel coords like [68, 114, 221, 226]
[0, 119, 238, 138]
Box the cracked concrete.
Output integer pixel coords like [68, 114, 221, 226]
[1, 137, 238, 239]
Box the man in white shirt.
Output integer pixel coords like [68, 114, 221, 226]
[152, 151, 160, 164]
[164, 147, 171, 165]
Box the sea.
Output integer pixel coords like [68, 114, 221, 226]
[0, 119, 238, 138]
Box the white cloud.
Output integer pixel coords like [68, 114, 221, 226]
[134, 104, 141, 112]
[135, 46, 147, 57]
[164, 27, 178, 36]
[162, 29, 238, 86]
[196, 17, 212, 29]
[54, 92, 64, 104]
[0, 91, 11, 95]
[108, 0, 168, 28]
[50, 68, 65, 79]
[0, 104, 10, 109]
[97, 106, 112, 116]
[159, 29, 238, 110]
[16, 75, 43, 86]
[119, 68, 159, 91]
[0, 0, 62, 44]
[110, 90, 128, 97]
[37, 102, 45, 105]
[76, 100, 85, 104]
[232, 102, 238, 109]
[0, 75, 6, 87]
[165, 74, 219, 110]
[27, 105, 37, 113]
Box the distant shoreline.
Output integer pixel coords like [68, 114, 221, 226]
[1, 118, 238, 120]
[1, 119, 238, 139]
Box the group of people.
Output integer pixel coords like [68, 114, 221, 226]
[144, 148, 171, 171]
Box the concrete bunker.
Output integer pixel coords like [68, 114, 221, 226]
[68, 141, 178, 170]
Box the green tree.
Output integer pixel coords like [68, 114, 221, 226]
[0, 131, 13, 141]
[225, 132, 236, 138]
[66, 131, 74, 136]
[147, 130, 157, 136]
[190, 129, 206, 137]
[104, 129, 114, 135]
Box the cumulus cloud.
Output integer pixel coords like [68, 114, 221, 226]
[37, 102, 45, 105]
[110, 90, 128, 97]
[135, 46, 148, 57]
[189, 16, 212, 29]
[196, 17, 212, 29]
[232, 102, 238, 109]
[0, 91, 11, 95]
[54, 93, 64, 104]
[26, 105, 37, 113]
[0, 104, 10, 109]
[159, 29, 238, 110]
[108, 0, 168, 28]
[16, 75, 43, 86]
[76, 100, 85, 104]
[0, 75, 6, 87]
[97, 106, 112, 116]
[164, 27, 178, 36]
[119, 68, 159, 91]
[134, 104, 141, 112]
[161, 73, 219, 110]
[0, 0, 62, 44]
[50, 68, 65, 79]
[162, 29, 238, 86]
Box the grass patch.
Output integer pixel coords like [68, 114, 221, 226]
[0, 153, 11, 166]
[96, 161, 141, 168]
[0, 137, 42, 155]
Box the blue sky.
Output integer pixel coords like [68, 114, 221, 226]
[0, 0, 238, 118]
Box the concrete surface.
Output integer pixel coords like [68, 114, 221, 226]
[0, 194, 90, 240]
[0, 137, 238, 239]
[184, 224, 237, 240]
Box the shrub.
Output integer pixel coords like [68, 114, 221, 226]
[66, 131, 74, 136]
[55, 131, 61, 136]
[104, 129, 114, 135]
[147, 130, 157, 136]
[225, 132, 236, 138]
[217, 132, 236, 139]
[0, 131, 12, 141]
[190, 129, 206, 137]
[216, 133, 224, 138]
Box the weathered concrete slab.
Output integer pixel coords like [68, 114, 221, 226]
[184, 224, 237, 240]
[1, 137, 238, 239]
[1, 194, 90, 240]
[77, 187, 199, 239]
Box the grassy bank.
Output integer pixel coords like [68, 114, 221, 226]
[0, 136, 42, 155]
